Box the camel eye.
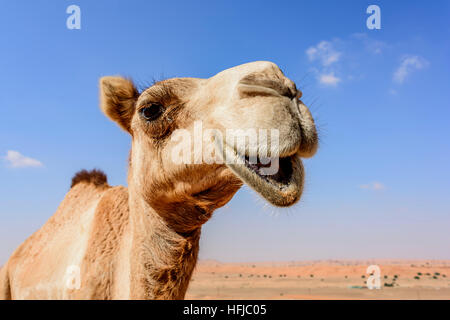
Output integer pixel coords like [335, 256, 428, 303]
[140, 104, 163, 121]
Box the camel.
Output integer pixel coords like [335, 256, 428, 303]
[0, 61, 318, 300]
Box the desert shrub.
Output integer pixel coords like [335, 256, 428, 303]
[384, 283, 394, 287]
[361, 275, 365, 279]
[426, 273, 431, 276]
[433, 276, 438, 279]
[263, 275, 267, 278]
[414, 276, 420, 280]
[434, 272, 440, 276]
[417, 272, 422, 276]
[443, 274, 447, 278]
[239, 274, 242, 277]
[384, 275, 388, 279]
[224, 275, 228, 279]
[394, 275, 398, 278]
[310, 274, 314, 278]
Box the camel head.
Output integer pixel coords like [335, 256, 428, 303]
[100, 61, 318, 232]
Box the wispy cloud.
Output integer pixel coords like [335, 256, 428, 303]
[319, 73, 341, 86]
[351, 33, 387, 55]
[305, 34, 392, 88]
[3, 150, 43, 168]
[359, 182, 385, 191]
[306, 40, 342, 87]
[389, 89, 398, 95]
[306, 40, 341, 67]
[393, 55, 429, 84]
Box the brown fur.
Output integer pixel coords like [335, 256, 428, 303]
[0, 265, 11, 300]
[100, 76, 139, 133]
[73, 186, 129, 299]
[3, 183, 107, 299]
[71, 169, 108, 188]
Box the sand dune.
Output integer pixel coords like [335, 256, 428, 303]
[186, 260, 450, 300]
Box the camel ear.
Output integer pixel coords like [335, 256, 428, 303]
[99, 76, 139, 133]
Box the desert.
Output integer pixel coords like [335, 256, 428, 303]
[186, 260, 450, 299]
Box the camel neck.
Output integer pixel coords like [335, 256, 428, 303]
[127, 188, 201, 299]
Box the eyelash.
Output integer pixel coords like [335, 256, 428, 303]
[140, 83, 174, 105]
[139, 104, 164, 121]
[137, 83, 179, 122]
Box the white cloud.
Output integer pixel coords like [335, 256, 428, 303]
[319, 73, 341, 86]
[359, 182, 385, 191]
[304, 35, 397, 88]
[306, 40, 343, 87]
[3, 150, 43, 168]
[306, 41, 341, 67]
[393, 55, 429, 84]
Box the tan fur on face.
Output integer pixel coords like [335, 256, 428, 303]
[0, 61, 318, 300]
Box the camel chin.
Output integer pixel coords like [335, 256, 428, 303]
[218, 140, 305, 207]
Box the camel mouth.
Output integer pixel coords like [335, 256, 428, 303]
[243, 155, 294, 186]
[217, 139, 304, 207]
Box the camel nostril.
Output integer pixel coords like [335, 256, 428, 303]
[286, 86, 297, 99]
[238, 78, 296, 99]
[284, 80, 298, 100]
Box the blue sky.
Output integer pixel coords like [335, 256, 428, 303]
[1, 1, 449, 263]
